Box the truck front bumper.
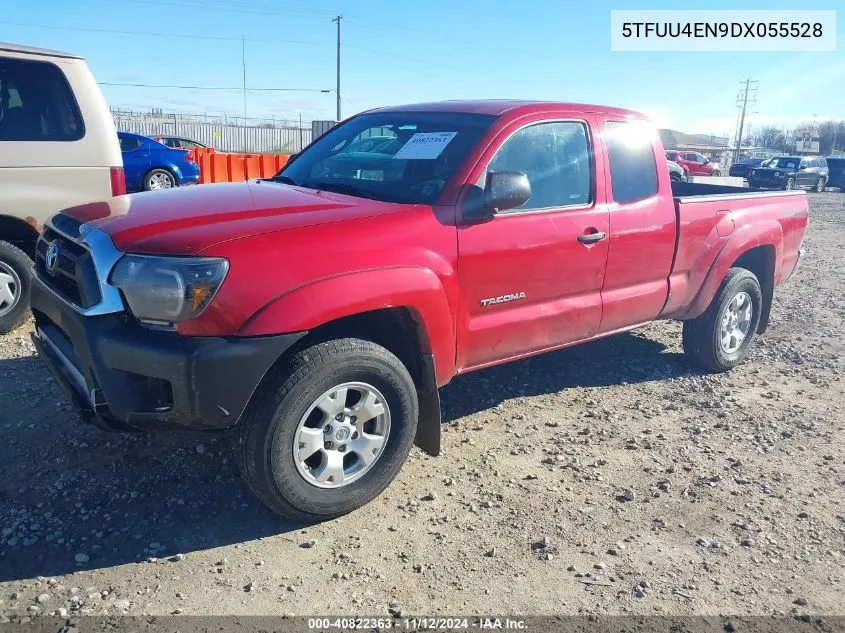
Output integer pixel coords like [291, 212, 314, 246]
[30, 274, 304, 432]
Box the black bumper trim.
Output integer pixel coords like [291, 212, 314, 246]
[30, 275, 306, 431]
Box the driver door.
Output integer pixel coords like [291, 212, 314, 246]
[797, 158, 815, 187]
[456, 116, 610, 370]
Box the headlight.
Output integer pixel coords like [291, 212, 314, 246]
[110, 255, 229, 326]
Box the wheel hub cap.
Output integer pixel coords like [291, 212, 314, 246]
[0, 261, 21, 317]
[293, 382, 391, 489]
[719, 291, 753, 354]
[150, 173, 172, 189]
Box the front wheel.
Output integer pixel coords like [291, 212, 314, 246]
[815, 177, 826, 192]
[682, 268, 763, 373]
[236, 338, 418, 522]
[0, 241, 33, 334]
[711, 170, 721, 177]
[784, 177, 795, 190]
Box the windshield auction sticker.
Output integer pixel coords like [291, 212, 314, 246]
[611, 10, 836, 51]
[393, 132, 458, 160]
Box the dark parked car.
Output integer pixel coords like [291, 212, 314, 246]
[118, 132, 201, 191]
[747, 156, 828, 192]
[825, 156, 845, 189]
[729, 157, 766, 178]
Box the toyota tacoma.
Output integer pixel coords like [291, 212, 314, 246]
[30, 101, 808, 521]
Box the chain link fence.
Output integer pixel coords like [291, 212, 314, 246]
[111, 108, 315, 153]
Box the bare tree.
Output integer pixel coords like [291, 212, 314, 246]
[817, 120, 845, 155]
[751, 126, 790, 152]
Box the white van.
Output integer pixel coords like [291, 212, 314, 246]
[0, 42, 123, 332]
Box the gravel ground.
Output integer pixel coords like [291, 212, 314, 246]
[1, 193, 843, 621]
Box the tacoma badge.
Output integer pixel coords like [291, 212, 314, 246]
[480, 292, 526, 307]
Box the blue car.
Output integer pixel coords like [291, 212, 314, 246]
[118, 132, 201, 192]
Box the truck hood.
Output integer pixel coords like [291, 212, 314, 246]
[62, 181, 409, 255]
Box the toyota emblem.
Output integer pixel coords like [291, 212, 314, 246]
[45, 242, 60, 275]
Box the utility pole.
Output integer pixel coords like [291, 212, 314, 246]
[241, 35, 248, 122]
[733, 78, 758, 164]
[333, 15, 342, 121]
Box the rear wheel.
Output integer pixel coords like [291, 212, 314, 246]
[237, 338, 418, 522]
[143, 169, 176, 191]
[682, 268, 762, 373]
[0, 241, 32, 334]
[711, 170, 721, 177]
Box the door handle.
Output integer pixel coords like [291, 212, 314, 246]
[577, 231, 607, 244]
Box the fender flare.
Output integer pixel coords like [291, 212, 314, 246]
[237, 266, 454, 456]
[683, 220, 783, 320]
[238, 265, 456, 387]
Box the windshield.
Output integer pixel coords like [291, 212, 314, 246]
[740, 158, 763, 165]
[768, 157, 799, 169]
[276, 111, 496, 204]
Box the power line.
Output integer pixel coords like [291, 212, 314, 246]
[130, 0, 336, 20]
[344, 43, 494, 76]
[0, 19, 320, 44]
[99, 82, 332, 92]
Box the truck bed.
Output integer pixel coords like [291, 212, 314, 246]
[661, 181, 809, 320]
[671, 180, 803, 201]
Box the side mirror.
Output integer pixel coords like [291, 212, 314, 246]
[484, 170, 531, 213]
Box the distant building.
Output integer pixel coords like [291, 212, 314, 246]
[659, 129, 732, 164]
[658, 129, 730, 153]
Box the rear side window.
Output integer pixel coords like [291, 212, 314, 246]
[119, 136, 142, 151]
[0, 58, 84, 141]
[604, 121, 659, 203]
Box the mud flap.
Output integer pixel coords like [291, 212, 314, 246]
[757, 277, 774, 334]
[413, 353, 441, 456]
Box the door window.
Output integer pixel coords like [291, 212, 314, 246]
[486, 121, 592, 211]
[0, 58, 84, 141]
[605, 121, 659, 203]
[119, 136, 142, 152]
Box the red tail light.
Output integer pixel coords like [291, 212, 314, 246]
[110, 166, 126, 196]
[185, 151, 195, 164]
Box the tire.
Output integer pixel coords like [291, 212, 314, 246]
[143, 168, 176, 191]
[0, 240, 33, 334]
[814, 177, 826, 193]
[670, 172, 682, 182]
[237, 338, 419, 522]
[784, 177, 795, 190]
[711, 170, 721, 177]
[682, 268, 763, 373]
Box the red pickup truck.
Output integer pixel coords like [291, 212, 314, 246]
[29, 101, 808, 521]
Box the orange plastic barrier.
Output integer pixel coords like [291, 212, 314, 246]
[193, 150, 290, 184]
